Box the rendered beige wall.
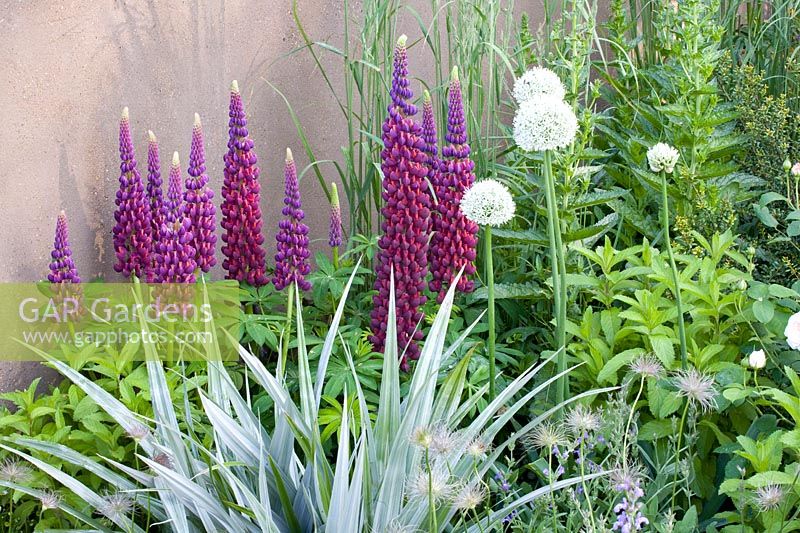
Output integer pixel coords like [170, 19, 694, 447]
[0, 0, 543, 392]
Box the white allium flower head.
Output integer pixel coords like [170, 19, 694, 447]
[647, 142, 680, 173]
[512, 67, 566, 103]
[460, 179, 516, 227]
[785, 311, 800, 350]
[748, 349, 766, 370]
[513, 97, 578, 152]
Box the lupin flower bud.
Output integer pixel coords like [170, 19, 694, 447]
[428, 67, 479, 302]
[164, 152, 183, 223]
[184, 113, 217, 273]
[369, 35, 432, 368]
[421, 90, 442, 201]
[328, 182, 343, 248]
[146, 131, 166, 244]
[272, 148, 311, 291]
[112, 107, 153, 279]
[48, 211, 81, 283]
[220, 80, 269, 286]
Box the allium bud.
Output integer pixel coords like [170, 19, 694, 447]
[112, 107, 153, 279]
[369, 35, 432, 368]
[184, 113, 217, 273]
[792, 162, 800, 178]
[220, 80, 269, 286]
[328, 182, 343, 248]
[272, 148, 311, 292]
[48, 211, 81, 283]
[428, 67, 479, 302]
[784, 158, 793, 172]
[146, 131, 166, 244]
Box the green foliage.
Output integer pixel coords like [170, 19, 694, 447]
[601, 0, 756, 247]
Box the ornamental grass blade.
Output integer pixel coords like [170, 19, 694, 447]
[0, 480, 114, 532]
[373, 269, 400, 472]
[315, 257, 363, 409]
[0, 444, 145, 533]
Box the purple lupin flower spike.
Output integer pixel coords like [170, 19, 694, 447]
[48, 211, 81, 283]
[273, 148, 311, 291]
[220, 80, 269, 286]
[164, 151, 183, 223]
[185, 113, 217, 274]
[428, 67, 478, 302]
[153, 216, 197, 284]
[328, 182, 343, 248]
[369, 35, 432, 369]
[112, 107, 153, 279]
[146, 131, 166, 245]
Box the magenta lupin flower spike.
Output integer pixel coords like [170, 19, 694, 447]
[153, 216, 197, 284]
[146, 131, 166, 244]
[328, 182, 343, 248]
[48, 211, 81, 283]
[164, 151, 183, 223]
[369, 35, 432, 369]
[272, 148, 311, 291]
[185, 113, 217, 273]
[112, 107, 153, 279]
[428, 67, 478, 302]
[220, 80, 269, 286]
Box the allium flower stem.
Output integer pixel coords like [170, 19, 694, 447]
[660, 169, 688, 368]
[486, 225, 497, 401]
[543, 150, 568, 403]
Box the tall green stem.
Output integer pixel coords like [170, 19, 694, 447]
[543, 150, 568, 402]
[660, 169, 688, 368]
[670, 400, 691, 509]
[486, 226, 497, 401]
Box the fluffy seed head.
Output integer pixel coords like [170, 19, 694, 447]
[39, 490, 62, 510]
[754, 484, 784, 511]
[673, 368, 717, 413]
[126, 423, 151, 441]
[406, 464, 455, 502]
[512, 66, 566, 103]
[0, 459, 33, 484]
[526, 422, 568, 450]
[629, 355, 664, 379]
[564, 405, 602, 436]
[465, 437, 490, 459]
[647, 143, 680, 173]
[460, 179, 516, 227]
[513, 97, 578, 152]
[98, 492, 134, 521]
[410, 425, 434, 449]
[453, 482, 487, 512]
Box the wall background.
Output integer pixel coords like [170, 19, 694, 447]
[0, 0, 542, 392]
